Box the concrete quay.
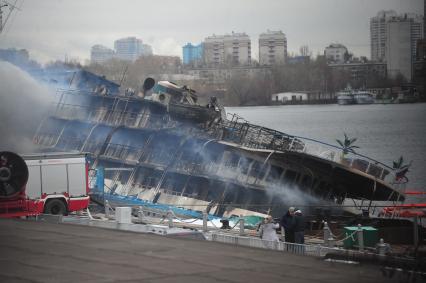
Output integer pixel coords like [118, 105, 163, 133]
[0, 219, 403, 283]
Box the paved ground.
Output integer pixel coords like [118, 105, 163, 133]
[0, 219, 402, 283]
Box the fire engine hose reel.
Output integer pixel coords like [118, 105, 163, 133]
[0, 151, 29, 198]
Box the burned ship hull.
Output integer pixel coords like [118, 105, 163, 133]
[33, 76, 404, 218]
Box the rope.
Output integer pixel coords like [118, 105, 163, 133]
[328, 228, 338, 238]
[336, 230, 358, 242]
[86, 208, 94, 220]
[309, 229, 324, 238]
[179, 218, 200, 224]
[327, 224, 352, 240]
[167, 210, 201, 224]
[331, 232, 346, 240]
[209, 219, 219, 228]
[326, 224, 346, 240]
[228, 219, 241, 229]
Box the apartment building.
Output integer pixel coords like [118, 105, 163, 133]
[386, 15, 424, 80]
[204, 32, 251, 66]
[182, 43, 204, 65]
[259, 30, 287, 65]
[90, 45, 115, 64]
[370, 10, 398, 62]
[324, 43, 348, 64]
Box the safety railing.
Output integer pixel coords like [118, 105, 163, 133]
[81, 140, 105, 155]
[33, 133, 58, 148]
[54, 88, 139, 100]
[222, 113, 396, 183]
[288, 135, 395, 182]
[50, 103, 177, 130]
[102, 143, 142, 163]
[210, 232, 366, 258]
[222, 114, 303, 152]
[55, 137, 85, 151]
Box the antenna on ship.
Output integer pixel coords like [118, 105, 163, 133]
[0, 0, 21, 34]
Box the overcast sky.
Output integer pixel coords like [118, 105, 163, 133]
[0, 0, 423, 63]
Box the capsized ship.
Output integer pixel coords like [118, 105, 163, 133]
[33, 72, 404, 218]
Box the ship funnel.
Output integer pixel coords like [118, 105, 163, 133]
[143, 77, 155, 93]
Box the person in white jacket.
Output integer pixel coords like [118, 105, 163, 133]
[260, 215, 280, 242]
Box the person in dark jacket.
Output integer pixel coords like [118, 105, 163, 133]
[280, 207, 295, 243]
[294, 210, 305, 244]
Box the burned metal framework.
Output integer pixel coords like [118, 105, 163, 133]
[33, 86, 403, 218]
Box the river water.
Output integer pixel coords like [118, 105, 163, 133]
[226, 103, 426, 202]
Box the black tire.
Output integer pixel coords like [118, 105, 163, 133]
[44, 199, 67, 215]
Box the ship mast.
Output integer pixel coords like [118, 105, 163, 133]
[0, 0, 21, 34]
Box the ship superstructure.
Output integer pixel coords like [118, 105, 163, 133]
[33, 73, 404, 218]
[337, 88, 375, 105]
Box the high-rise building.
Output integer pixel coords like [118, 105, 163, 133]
[412, 0, 426, 99]
[182, 43, 204, 65]
[386, 14, 424, 80]
[91, 38, 152, 64]
[259, 30, 287, 65]
[408, 13, 425, 62]
[324, 43, 348, 64]
[90, 45, 114, 64]
[371, 11, 424, 80]
[114, 37, 144, 61]
[370, 10, 397, 62]
[204, 32, 251, 66]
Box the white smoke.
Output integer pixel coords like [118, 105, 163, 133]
[266, 182, 331, 210]
[151, 37, 182, 57]
[0, 61, 53, 153]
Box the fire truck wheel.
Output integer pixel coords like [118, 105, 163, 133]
[44, 199, 67, 215]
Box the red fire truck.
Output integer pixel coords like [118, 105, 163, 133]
[0, 151, 90, 217]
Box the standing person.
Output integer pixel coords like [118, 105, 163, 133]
[294, 210, 305, 244]
[260, 215, 279, 242]
[280, 207, 295, 243]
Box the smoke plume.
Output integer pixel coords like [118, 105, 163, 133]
[0, 61, 53, 153]
[266, 182, 332, 214]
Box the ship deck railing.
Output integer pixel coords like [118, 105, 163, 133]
[55, 88, 143, 101]
[223, 113, 396, 183]
[50, 102, 177, 130]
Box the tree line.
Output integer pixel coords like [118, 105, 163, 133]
[80, 55, 407, 106]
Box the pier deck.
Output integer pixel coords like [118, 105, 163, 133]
[0, 219, 398, 283]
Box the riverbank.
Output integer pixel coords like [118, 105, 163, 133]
[266, 99, 424, 106]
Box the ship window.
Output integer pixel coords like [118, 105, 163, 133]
[250, 161, 267, 179]
[225, 153, 240, 168]
[266, 166, 283, 182]
[238, 157, 251, 174]
[159, 93, 165, 101]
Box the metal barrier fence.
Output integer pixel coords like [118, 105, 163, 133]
[210, 232, 358, 258]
